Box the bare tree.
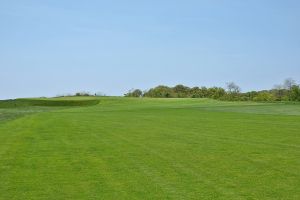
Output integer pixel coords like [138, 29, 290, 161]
[226, 82, 241, 94]
[283, 78, 297, 100]
[283, 78, 296, 90]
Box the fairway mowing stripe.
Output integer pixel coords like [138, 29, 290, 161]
[166, 132, 300, 177]
[68, 121, 171, 199]
[237, 153, 300, 177]
[194, 134, 300, 150]
[105, 128, 244, 199]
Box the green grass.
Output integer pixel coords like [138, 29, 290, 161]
[0, 98, 99, 123]
[0, 98, 99, 108]
[0, 97, 299, 199]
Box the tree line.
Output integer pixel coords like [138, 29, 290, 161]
[56, 91, 106, 97]
[125, 78, 300, 101]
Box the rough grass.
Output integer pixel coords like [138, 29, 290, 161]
[0, 98, 99, 123]
[0, 98, 99, 108]
[0, 97, 299, 199]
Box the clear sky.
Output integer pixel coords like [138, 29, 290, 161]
[0, 0, 299, 99]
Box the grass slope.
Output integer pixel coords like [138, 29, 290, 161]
[0, 98, 99, 108]
[0, 98, 99, 123]
[0, 98, 299, 199]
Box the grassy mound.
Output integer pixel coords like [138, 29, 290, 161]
[0, 98, 99, 108]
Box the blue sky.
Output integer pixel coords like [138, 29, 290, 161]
[0, 0, 299, 99]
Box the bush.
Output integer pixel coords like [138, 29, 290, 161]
[253, 92, 275, 102]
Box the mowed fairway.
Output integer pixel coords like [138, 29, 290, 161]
[0, 98, 299, 199]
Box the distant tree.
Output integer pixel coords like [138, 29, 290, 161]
[173, 84, 190, 98]
[200, 87, 209, 98]
[290, 85, 300, 101]
[75, 91, 92, 96]
[133, 89, 143, 97]
[273, 84, 285, 101]
[244, 91, 258, 101]
[226, 82, 241, 94]
[125, 89, 143, 97]
[283, 78, 297, 100]
[208, 87, 226, 99]
[132, 79, 300, 102]
[225, 82, 241, 100]
[190, 87, 201, 98]
[283, 78, 296, 90]
[95, 92, 106, 97]
[143, 86, 174, 98]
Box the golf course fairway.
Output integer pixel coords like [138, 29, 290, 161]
[0, 97, 299, 199]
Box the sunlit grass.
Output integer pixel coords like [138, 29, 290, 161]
[0, 98, 299, 199]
